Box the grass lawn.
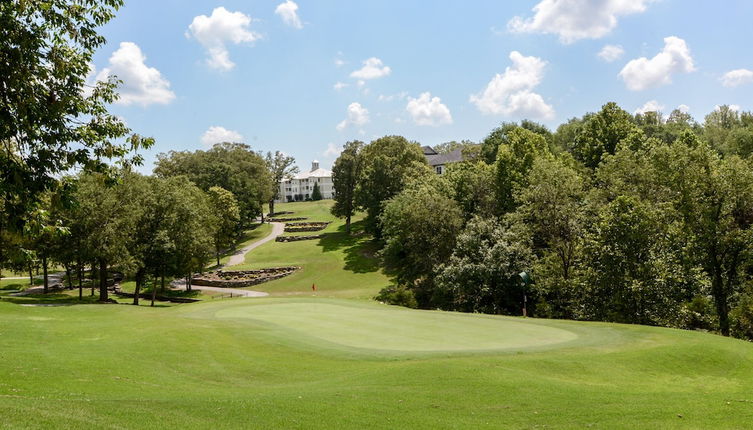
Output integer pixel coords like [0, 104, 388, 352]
[1, 297, 753, 428]
[3, 199, 753, 428]
[235, 200, 390, 300]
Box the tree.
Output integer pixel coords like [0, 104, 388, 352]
[1, 0, 152, 232]
[572, 102, 637, 169]
[380, 176, 463, 307]
[495, 127, 552, 214]
[331, 141, 363, 234]
[311, 182, 323, 201]
[444, 161, 497, 220]
[155, 143, 271, 227]
[514, 157, 586, 317]
[207, 186, 240, 266]
[265, 151, 298, 216]
[436, 217, 533, 315]
[356, 136, 431, 237]
[481, 121, 552, 164]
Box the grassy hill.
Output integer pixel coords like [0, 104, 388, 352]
[2, 199, 753, 428]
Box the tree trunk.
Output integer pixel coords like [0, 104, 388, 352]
[90, 261, 96, 296]
[133, 268, 144, 306]
[42, 255, 48, 294]
[77, 262, 83, 300]
[98, 258, 108, 302]
[712, 269, 730, 336]
[346, 215, 351, 235]
[269, 199, 275, 217]
[151, 274, 158, 307]
[65, 264, 73, 289]
[28, 264, 33, 286]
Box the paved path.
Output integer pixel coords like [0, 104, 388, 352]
[172, 222, 285, 298]
[224, 222, 284, 267]
[9, 273, 65, 296]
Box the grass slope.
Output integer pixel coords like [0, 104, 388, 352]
[236, 200, 390, 299]
[1, 298, 753, 429]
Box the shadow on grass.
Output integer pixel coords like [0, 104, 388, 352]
[316, 220, 384, 274]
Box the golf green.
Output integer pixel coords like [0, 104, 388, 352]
[214, 300, 578, 352]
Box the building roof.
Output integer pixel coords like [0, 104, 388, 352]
[287, 168, 332, 181]
[422, 145, 438, 155]
[425, 148, 464, 167]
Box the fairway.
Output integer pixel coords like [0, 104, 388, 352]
[215, 300, 578, 352]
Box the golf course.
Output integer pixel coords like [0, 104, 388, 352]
[1, 201, 753, 429]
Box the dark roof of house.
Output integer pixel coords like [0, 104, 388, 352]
[422, 145, 438, 155]
[425, 148, 464, 167]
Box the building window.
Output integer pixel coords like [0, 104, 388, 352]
[435, 165, 443, 174]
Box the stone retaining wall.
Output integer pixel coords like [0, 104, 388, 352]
[192, 267, 299, 288]
[284, 222, 330, 232]
[269, 217, 307, 222]
[275, 235, 323, 242]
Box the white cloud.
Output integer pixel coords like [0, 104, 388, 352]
[619, 36, 695, 91]
[350, 57, 391, 80]
[336, 102, 369, 131]
[634, 100, 664, 115]
[323, 143, 342, 158]
[333, 81, 349, 91]
[677, 104, 690, 114]
[187, 7, 260, 71]
[405, 92, 453, 126]
[469, 51, 555, 120]
[95, 42, 175, 106]
[598, 44, 624, 62]
[508, 0, 653, 44]
[378, 92, 408, 102]
[720, 69, 753, 88]
[275, 1, 303, 29]
[200, 126, 244, 146]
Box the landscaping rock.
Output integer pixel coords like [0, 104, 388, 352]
[192, 267, 300, 288]
[284, 222, 330, 232]
[269, 217, 307, 222]
[276, 235, 323, 242]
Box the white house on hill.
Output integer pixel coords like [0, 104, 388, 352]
[277, 160, 334, 202]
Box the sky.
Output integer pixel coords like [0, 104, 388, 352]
[91, 0, 753, 173]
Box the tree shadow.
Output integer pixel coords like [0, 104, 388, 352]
[316, 220, 383, 274]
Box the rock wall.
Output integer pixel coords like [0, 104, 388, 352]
[269, 217, 307, 222]
[284, 222, 330, 232]
[275, 235, 323, 242]
[192, 267, 300, 288]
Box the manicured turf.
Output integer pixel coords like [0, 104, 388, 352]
[235, 200, 390, 299]
[3, 200, 753, 428]
[1, 297, 753, 428]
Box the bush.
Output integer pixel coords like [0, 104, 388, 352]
[375, 285, 418, 309]
[676, 295, 717, 331]
[731, 290, 753, 340]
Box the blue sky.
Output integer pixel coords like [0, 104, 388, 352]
[93, 0, 753, 172]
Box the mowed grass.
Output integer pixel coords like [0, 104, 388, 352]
[235, 200, 389, 299]
[1, 297, 753, 429]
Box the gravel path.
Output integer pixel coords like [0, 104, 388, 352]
[224, 222, 284, 267]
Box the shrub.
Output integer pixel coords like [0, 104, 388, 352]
[375, 285, 418, 309]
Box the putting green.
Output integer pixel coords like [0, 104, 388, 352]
[214, 300, 578, 352]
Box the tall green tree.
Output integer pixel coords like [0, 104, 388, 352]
[572, 102, 637, 169]
[331, 141, 363, 234]
[265, 151, 298, 216]
[494, 127, 552, 214]
[481, 120, 552, 164]
[207, 186, 240, 266]
[1, 0, 152, 232]
[356, 136, 430, 236]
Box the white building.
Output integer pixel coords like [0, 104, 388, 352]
[277, 160, 334, 202]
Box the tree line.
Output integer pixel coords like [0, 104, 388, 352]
[331, 103, 753, 340]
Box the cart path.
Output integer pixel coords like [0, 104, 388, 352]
[170, 279, 269, 297]
[224, 222, 285, 268]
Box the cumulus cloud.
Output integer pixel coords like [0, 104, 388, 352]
[619, 36, 695, 91]
[350, 57, 391, 80]
[469, 51, 554, 120]
[336, 102, 369, 131]
[405, 92, 453, 126]
[333, 81, 349, 91]
[94, 42, 175, 106]
[200, 126, 244, 146]
[275, 1, 303, 29]
[598, 44, 624, 62]
[677, 104, 690, 113]
[508, 0, 653, 44]
[323, 143, 342, 158]
[720, 69, 753, 88]
[187, 7, 260, 71]
[634, 100, 664, 115]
